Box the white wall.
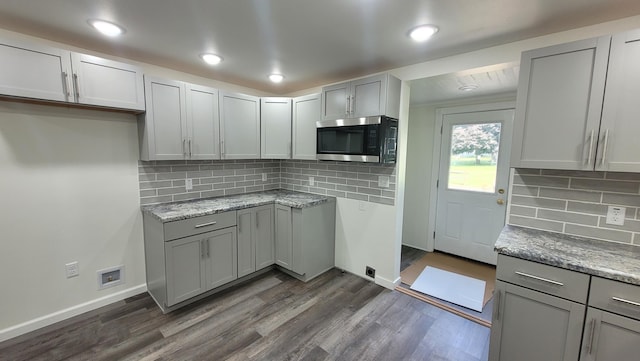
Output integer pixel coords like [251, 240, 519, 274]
[0, 101, 144, 341]
[402, 105, 437, 250]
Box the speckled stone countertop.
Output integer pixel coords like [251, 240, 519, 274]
[142, 190, 333, 223]
[495, 225, 640, 286]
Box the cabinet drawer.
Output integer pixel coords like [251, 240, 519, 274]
[164, 211, 237, 241]
[589, 277, 640, 320]
[497, 255, 590, 303]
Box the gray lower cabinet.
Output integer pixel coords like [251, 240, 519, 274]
[489, 280, 585, 361]
[580, 308, 640, 361]
[274, 200, 336, 281]
[237, 205, 274, 278]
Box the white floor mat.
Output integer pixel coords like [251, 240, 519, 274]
[410, 266, 486, 312]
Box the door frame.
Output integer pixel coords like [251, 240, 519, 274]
[426, 101, 515, 252]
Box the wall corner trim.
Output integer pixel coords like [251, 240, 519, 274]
[375, 275, 401, 290]
[0, 284, 147, 343]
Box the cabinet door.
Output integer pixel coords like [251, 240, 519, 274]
[292, 93, 320, 160]
[165, 235, 206, 307]
[70, 53, 145, 111]
[321, 81, 349, 121]
[580, 308, 640, 361]
[236, 209, 256, 278]
[203, 227, 238, 290]
[598, 29, 640, 172]
[489, 281, 585, 361]
[142, 77, 187, 160]
[350, 74, 386, 118]
[274, 204, 293, 270]
[0, 38, 72, 102]
[219, 92, 260, 159]
[186, 84, 220, 160]
[511, 36, 610, 170]
[261, 97, 292, 159]
[255, 205, 275, 270]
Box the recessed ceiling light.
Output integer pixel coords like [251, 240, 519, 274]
[409, 25, 439, 42]
[458, 84, 479, 92]
[200, 53, 223, 65]
[88, 19, 125, 37]
[269, 74, 284, 83]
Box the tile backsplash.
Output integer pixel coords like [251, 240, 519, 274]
[138, 159, 396, 206]
[508, 168, 640, 245]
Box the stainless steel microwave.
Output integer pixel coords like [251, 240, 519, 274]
[316, 116, 398, 163]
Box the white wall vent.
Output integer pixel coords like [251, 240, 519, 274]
[97, 265, 125, 290]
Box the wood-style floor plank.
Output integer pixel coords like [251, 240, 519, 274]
[0, 268, 490, 361]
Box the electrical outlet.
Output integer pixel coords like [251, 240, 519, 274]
[606, 206, 626, 225]
[365, 266, 376, 279]
[65, 261, 79, 278]
[262, 173, 267, 182]
[185, 178, 193, 191]
[378, 175, 390, 188]
[309, 176, 314, 186]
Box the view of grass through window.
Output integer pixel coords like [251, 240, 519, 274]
[448, 122, 501, 193]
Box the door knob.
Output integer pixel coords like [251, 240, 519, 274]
[497, 199, 505, 205]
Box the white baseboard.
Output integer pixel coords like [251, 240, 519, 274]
[375, 275, 401, 290]
[0, 284, 147, 343]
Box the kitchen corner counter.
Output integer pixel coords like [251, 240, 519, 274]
[495, 225, 640, 286]
[141, 190, 333, 223]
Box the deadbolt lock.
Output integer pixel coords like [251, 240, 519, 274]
[498, 188, 505, 194]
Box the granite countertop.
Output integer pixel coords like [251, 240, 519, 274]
[142, 190, 333, 223]
[495, 225, 640, 286]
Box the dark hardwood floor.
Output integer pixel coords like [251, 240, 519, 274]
[0, 266, 489, 361]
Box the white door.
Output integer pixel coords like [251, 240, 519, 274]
[434, 109, 514, 265]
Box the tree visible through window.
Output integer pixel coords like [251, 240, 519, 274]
[448, 122, 501, 192]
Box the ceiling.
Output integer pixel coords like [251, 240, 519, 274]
[1, 0, 639, 94]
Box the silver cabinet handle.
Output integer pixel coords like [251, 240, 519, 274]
[72, 73, 80, 101]
[600, 129, 610, 166]
[206, 239, 210, 257]
[61, 72, 70, 100]
[586, 318, 597, 354]
[256, 213, 259, 228]
[586, 129, 595, 166]
[188, 139, 192, 157]
[514, 271, 564, 286]
[494, 290, 502, 321]
[221, 140, 225, 158]
[349, 95, 354, 115]
[612, 296, 640, 307]
[194, 221, 217, 228]
[345, 95, 350, 115]
[238, 217, 242, 233]
[200, 240, 205, 259]
[288, 141, 292, 158]
[183, 139, 187, 156]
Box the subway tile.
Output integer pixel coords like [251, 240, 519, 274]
[212, 169, 236, 176]
[223, 164, 246, 170]
[140, 196, 173, 205]
[201, 190, 225, 198]
[190, 184, 213, 192]
[235, 180, 255, 187]
[171, 165, 200, 172]
[186, 170, 213, 178]
[513, 175, 570, 188]
[357, 173, 377, 181]
[509, 205, 536, 217]
[316, 182, 336, 190]
[246, 185, 264, 193]
[224, 187, 246, 196]
[138, 174, 156, 182]
[538, 187, 601, 202]
[318, 170, 337, 177]
[381, 190, 395, 198]
[514, 168, 542, 175]
[346, 179, 370, 187]
[565, 224, 632, 243]
[347, 192, 368, 201]
[139, 165, 171, 174]
[571, 178, 640, 193]
[370, 166, 395, 175]
[140, 189, 157, 197]
[245, 174, 262, 181]
[308, 163, 328, 170]
[200, 164, 225, 171]
[223, 175, 245, 182]
[634, 233, 640, 245]
[173, 180, 185, 186]
[606, 172, 640, 181]
[281, 184, 294, 191]
[567, 201, 607, 216]
[213, 182, 236, 190]
[156, 172, 187, 180]
[139, 180, 173, 189]
[200, 176, 224, 184]
[541, 170, 605, 179]
[307, 187, 327, 195]
[602, 193, 640, 207]
[264, 184, 280, 191]
[326, 190, 346, 198]
[158, 187, 187, 196]
[537, 209, 598, 226]
[336, 185, 358, 193]
[511, 185, 538, 197]
[293, 163, 311, 169]
[511, 195, 566, 210]
[598, 217, 640, 233]
[327, 164, 349, 171]
[508, 216, 564, 232]
[173, 193, 201, 201]
[313, 176, 327, 183]
[357, 187, 382, 196]
[336, 171, 358, 179]
[369, 196, 395, 205]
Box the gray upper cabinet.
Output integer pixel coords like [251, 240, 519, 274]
[598, 29, 640, 172]
[292, 93, 320, 160]
[0, 37, 144, 111]
[220, 92, 261, 159]
[138, 77, 220, 161]
[511, 36, 610, 170]
[70, 53, 145, 111]
[321, 74, 401, 121]
[261, 97, 292, 159]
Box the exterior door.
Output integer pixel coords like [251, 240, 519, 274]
[435, 109, 513, 265]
